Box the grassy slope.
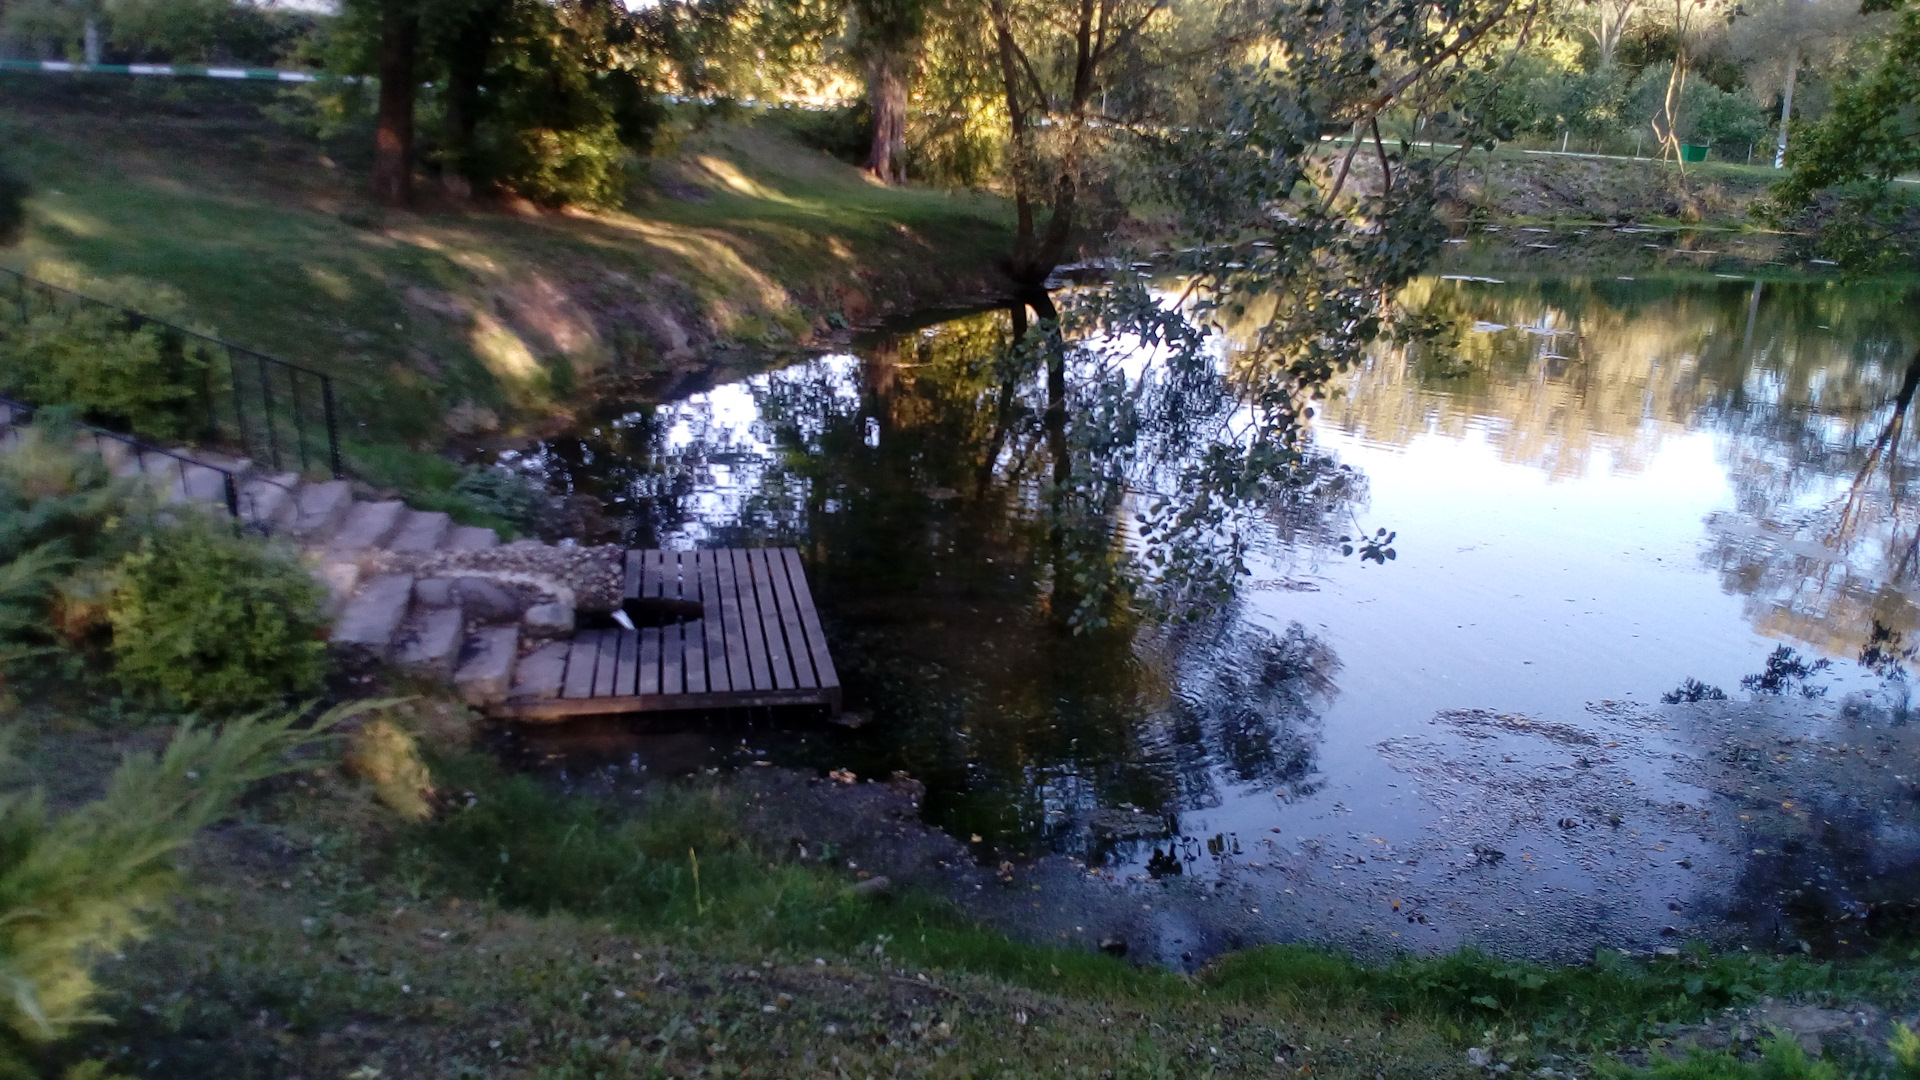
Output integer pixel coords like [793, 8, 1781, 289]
[0, 76, 1012, 448]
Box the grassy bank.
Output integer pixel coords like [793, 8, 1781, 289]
[0, 74, 1013, 449]
[14, 695, 1914, 1080]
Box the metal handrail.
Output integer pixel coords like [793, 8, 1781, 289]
[0, 266, 345, 478]
[0, 394, 299, 526]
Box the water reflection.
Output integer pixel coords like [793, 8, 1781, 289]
[513, 277, 1920, 947]
[514, 306, 1361, 853]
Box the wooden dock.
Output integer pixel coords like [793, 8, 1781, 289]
[491, 548, 840, 721]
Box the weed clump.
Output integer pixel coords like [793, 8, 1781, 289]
[107, 515, 326, 713]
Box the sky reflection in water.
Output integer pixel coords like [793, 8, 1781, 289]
[519, 276, 1920, 889]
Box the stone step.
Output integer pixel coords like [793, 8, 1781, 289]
[443, 524, 500, 551]
[509, 640, 570, 700]
[386, 509, 451, 553]
[395, 605, 464, 678]
[289, 480, 354, 542]
[329, 573, 415, 660]
[453, 625, 519, 705]
[329, 499, 406, 553]
[239, 473, 304, 530]
[311, 560, 360, 618]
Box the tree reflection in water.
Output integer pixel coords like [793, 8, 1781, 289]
[513, 306, 1361, 855]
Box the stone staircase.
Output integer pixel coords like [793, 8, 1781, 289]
[0, 401, 607, 709]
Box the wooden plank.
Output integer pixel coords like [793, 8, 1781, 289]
[638, 627, 661, 695]
[490, 684, 840, 721]
[562, 630, 603, 698]
[750, 548, 797, 690]
[698, 550, 731, 692]
[729, 548, 772, 690]
[781, 547, 839, 693]
[764, 546, 817, 689]
[594, 630, 622, 697]
[713, 547, 751, 693]
[638, 550, 663, 695]
[613, 626, 639, 696]
[660, 553, 684, 695]
[678, 552, 707, 694]
[623, 548, 643, 600]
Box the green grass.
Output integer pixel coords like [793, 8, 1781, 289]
[0, 75, 1012, 447]
[3, 697, 1905, 1079]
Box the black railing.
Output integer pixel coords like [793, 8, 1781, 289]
[0, 266, 344, 478]
[0, 394, 296, 522]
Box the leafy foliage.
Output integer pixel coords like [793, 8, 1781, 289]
[1763, 0, 1920, 268]
[0, 705, 342, 1065]
[106, 515, 327, 714]
[0, 306, 210, 443]
[0, 425, 134, 685]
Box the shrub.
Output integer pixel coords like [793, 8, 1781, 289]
[344, 717, 433, 821]
[106, 515, 326, 713]
[0, 425, 136, 683]
[0, 705, 347, 1074]
[0, 306, 210, 442]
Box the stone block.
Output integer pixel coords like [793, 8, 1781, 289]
[444, 525, 500, 551]
[454, 626, 519, 705]
[330, 573, 414, 660]
[523, 601, 574, 638]
[510, 641, 570, 700]
[329, 500, 406, 552]
[454, 576, 522, 622]
[387, 510, 451, 553]
[396, 605, 464, 679]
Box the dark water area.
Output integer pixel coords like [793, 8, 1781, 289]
[498, 273, 1920, 964]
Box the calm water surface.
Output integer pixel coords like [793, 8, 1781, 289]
[515, 274, 1920, 957]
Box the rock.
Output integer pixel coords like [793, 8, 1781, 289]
[1098, 935, 1128, 957]
[413, 577, 455, 608]
[851, 875, 892, 898]
[1466, 1047, 1492, 1068]
[523, 601, 574, 638]
[454, 576, 522, 622]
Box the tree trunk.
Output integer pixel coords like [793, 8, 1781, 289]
[442, 7, 495, 198]
[866, 55, 909, 184]
[82, 18, 101, 65]
[1773, 44, 1800, 169]
[371, 0, 419, 208]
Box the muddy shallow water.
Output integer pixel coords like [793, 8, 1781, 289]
[499, 267, 1920, 964]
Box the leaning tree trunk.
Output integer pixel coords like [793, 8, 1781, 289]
[1773, 44, 1800, 169]
[866, 54, 909, 185]
[371, 0, 419, 208]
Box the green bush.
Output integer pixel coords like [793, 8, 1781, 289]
[0, 306, 211, 442]
[106, 515, 326, 713]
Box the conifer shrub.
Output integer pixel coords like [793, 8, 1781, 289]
[106, 515, 326, 713]
[0, 305, 211, 442]
[0, 705, 353, 1074]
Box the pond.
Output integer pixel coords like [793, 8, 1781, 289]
[503, 269, 1920, 964]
